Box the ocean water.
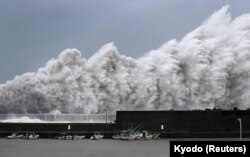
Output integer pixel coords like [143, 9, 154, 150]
[0, 139, 169, 157]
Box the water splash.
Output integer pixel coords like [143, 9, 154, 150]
[1, 6, 250, 114]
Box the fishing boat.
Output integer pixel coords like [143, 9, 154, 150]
[7, 133, 17, 139]
[90, 132, 104, 140]
[16, 134, 25, 139]
[119, 130, 138, 140]
[73, 135, 85, 140]
[55, 133, 72, 140]
[112, 130, 160, 140]
[152, 133, 160, 139]
[65, 135, 73, 140]
[27, 132, 39, 140]
[112, 133, 121, 140]
[142, 131, 153, 140]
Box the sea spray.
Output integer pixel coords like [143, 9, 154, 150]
[1, 6, 250, 114]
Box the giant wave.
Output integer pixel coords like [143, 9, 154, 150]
[1, 6, 250, 114]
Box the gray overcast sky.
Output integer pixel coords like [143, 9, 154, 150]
[0, 0, 250, 83]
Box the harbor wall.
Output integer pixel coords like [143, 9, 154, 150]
[1, 110, 250, 138]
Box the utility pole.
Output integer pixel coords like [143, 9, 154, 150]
[238, 118, 242, 141]
[106, 109, 108, 125]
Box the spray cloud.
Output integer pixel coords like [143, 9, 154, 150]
[1, 6, 250, 114]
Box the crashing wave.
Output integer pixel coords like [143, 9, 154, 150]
[1, 6, 250, 114]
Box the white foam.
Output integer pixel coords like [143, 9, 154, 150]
[1, 117, 43, 123]
[1, 6, 250, 114]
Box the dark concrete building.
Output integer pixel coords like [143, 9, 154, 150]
[116, 110, 250, 138]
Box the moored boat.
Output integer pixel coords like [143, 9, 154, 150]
[7, 133, 17, 139]
[112, 130, 160, 140]
[27, 132, 39, 140]
[119, 130, 138, 140]
[90, 132, 104, 140]
[112, 133, 120, 140]
[73, 135, 85, 140]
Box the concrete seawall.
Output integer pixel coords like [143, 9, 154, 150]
[1, 110, 250, 138]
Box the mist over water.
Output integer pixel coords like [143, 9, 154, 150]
[1, 6, 250, 114]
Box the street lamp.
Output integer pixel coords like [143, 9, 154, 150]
[105, 109, 108, 124]
[238, 118, 242, 141]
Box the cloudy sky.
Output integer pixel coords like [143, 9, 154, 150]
[0, 0, 250, 83]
